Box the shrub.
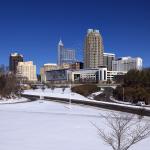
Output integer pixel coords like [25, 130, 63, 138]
[71, 84, 99, 97]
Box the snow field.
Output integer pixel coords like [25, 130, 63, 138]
[0, 100, 149, 150]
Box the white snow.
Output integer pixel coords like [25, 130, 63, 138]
[23, 88, 89, 101]
[23, 88, 150, 110]
[0, 100, 149, 150]
[87, 91, 103, 100]
[0, 97, 29, 104]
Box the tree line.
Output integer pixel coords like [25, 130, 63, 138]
[113, 68, 150, 104]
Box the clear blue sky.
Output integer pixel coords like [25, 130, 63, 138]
[0, 0, 150, 73]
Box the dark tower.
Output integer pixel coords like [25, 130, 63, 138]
[9, 53, 23, 74]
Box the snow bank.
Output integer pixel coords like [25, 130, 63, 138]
[87, 91, 103, 99]
[24, 88, 89, 101]
[23, 88, 150, 111]
[0, 97, 29, 104]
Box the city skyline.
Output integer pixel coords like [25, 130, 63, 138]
[0, 0, 150, 73]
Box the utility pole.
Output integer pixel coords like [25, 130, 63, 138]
[69, 82, 72, 109]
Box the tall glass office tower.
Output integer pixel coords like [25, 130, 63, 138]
[57, 40, 76, 66]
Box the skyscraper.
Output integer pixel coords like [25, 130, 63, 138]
[84, 29, 104, 68]
[9, 52, 23, 74]
[58, 40, 64, 65]
[57, 40, 76, 66]
[104, 53, 115, 71]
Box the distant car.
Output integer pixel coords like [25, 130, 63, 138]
[136, 101, 145, 106]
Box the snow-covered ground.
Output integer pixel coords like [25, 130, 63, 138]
[23, 88, 149, 110]
[0, 100, 149, 150]
[110, 96, 133, 105]
[0, 97, 29, 104]
[87, 91, 103, 100]
[24, 88, 89, 100]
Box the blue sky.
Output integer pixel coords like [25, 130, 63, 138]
[0, 0, 150, 73]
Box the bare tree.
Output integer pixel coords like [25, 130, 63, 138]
[91, 113, 150, 150]
[0, 73, 21, 98]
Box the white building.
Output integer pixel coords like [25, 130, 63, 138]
[112, 57, 142, 72]
[107, 71, 127, 81]
[71, 67, 107, 83]
[44, 67, 128, 83]
[17, 61, 37, 81]
[71, 69, 99, 83]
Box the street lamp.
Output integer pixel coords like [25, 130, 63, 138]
[69, 82, 72, 109]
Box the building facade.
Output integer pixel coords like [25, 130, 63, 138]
[58, 40, 76, 66]
[40, 63, 59, 82]
[112, 57, 143, 72]
[44, 67, 127, 83]
[104, 53, 115, 71]
[17, 61, 37, 81]
[84, 29, 104, 69]
[70, 62, 84, 70]
[9, 53, 23, 74]
[46, 69, 69, 83]
[107, 71, 127, 81]
[71, 68, 126, 83]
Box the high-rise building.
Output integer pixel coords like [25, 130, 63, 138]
[9, 53, 23, 74]
[84, 29, 104, 69]
[104, 53, 115, 71]
[57, 40, 76, 66]
[58, 40, 64, 65]
[112, 57, 143, 72]
[17, 61, 37, 81]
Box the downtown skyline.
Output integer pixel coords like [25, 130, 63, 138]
[0, 0, 150, 73]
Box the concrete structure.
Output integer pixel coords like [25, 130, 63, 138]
[17, 61, 37, 81]
[40, 63, 59, 82]
[71, 69, 99, 83]
[71, 68, 127, 83]
[104, 53, 115, 71]
[112, 57, 143, 72]
[84, 29, 104, 69]
[9, 53, 23, 74]
[58, 40, 76, 66]
[72, 68, 107, 83]
[98, 66, 107, 81]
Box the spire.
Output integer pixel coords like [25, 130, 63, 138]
[58, 39, 64, 46]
